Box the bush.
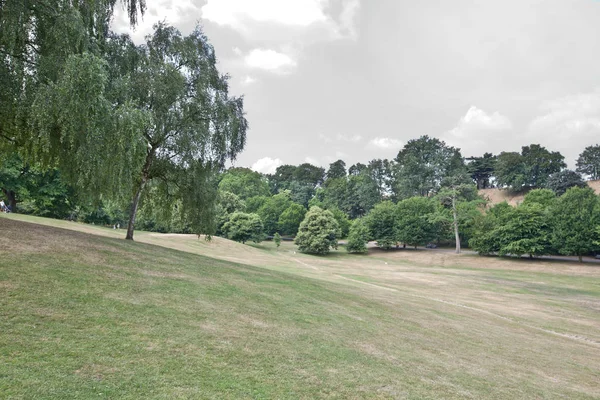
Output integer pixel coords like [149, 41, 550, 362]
[346, 218, 369, 253]
[295, 206, 339, 254]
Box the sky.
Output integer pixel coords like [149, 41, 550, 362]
[112, 0, 600, 173]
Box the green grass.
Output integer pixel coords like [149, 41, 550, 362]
[1, 215, 600, 399]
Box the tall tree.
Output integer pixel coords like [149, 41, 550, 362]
[576, 144, 600, 180]
[550, 187, 600, 262]
[326, 159, 346, 180]
[545, 170, 586, 196]
[466, 153, 496, 189]
[494, 152, 527, 190]
[367, 159, 394, 199]
[120, 24, 247, 240]
[521, 144, 566, 188]
[218, 168, 270, 200]
[394, 135, 464, 199]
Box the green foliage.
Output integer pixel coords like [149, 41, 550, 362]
[394, 135, 464, 199]
[495, 145, 566, 191]
[346, 218, 370, 254]
[366, 201, 398, 249]
[545, 170, 586, 196]
[466, 153, 496, 189]
[222, 212, 264, 244]
[522, 189, 556, 208]
[495, 152, 527, 190]
[326, 159, 347, 180]
[273, 232, 282, 248]
[396, 197, 436, 248]
[257, 192, 293, 236]
[576, 144, 600, 180]
[295, 206, 339, 255]
[469, 202, 514, 255]
[278, 203, 307, 236]
[218, 168, 270, 200]
[215, 191, 246, 235]
[550, 187, 600, 261]
[496, 203, 552, 258]
[329, 208, 351, 238]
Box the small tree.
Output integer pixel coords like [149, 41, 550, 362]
[550, 187, 600, 262]
[222, 212, 264, 244]
[366, 201, 398, 249]
[295, 206, 339, 255]
[396, 196, 436, 249]
[346, 218, 370, 254]
[576, 144, 600, 180]
[273, 232, 282, 248]
[278, 203, 306, 236]
[545, 169, 586, 196]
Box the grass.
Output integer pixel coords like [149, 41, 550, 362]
[1, 214, 600, 399]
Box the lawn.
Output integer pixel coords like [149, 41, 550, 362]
[1, 215, 599, 399]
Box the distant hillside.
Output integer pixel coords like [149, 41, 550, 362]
[479, 180, 600, 206]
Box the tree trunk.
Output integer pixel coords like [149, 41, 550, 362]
[452, 196, 461, 254]
[125, 148, 155, 241]
[578, 254, 583, 263]
[1, 188, 16, 212]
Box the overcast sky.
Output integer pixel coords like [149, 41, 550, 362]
[113, 0, 600, 173]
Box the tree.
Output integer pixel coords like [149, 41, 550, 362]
[496, 203, 552, 258]
[545, 170, 586, 196]
[273, 232, 282, 248]
[434, 177, 480, 254]
[576, 144, 600, 180]
[257, 192, 293, 235]
[466, 153, 496, 189]
[469, 202, 513, 255]
[348, 163, 367, 176]
[295, 206, 339, 255]
[222, 212, 264, 244]
[345, 173, 380, 218]
[495, 145, 566, 191]
[218, 168, 270, 200]
[215, 191, 246, 235]
[550, 187, 600, 262]
[118, 24, 247, 240]
[494, 152, 527, 190]
[394, 135, 464, 199]
[366, 201, 398, 249]
[522, 189, 556, 208]
[329, 207, 351, 238]
[346, 218, 370, 254]
[367, 159, 394, 199]
[521, 144, 566, 188]
[278, 203, 306, 236]
[326, 159, 346, 180]
[396, 197, 436, 249]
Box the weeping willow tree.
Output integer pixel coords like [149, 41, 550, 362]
[2, 3, 246, 239]
[0, 0, 146, 208]
[118, 23, 247, 240]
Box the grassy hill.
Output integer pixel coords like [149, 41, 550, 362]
[1, 215, 600, 399]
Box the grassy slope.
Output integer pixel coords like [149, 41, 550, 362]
[1, 215, 600, 399]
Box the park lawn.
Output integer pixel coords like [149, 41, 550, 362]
[1, 216, 600, 399]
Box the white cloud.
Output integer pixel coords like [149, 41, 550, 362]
[202, 0, 327, 28]
[368, 137, 403, 149]
[305, 156, 321, 166]
[527, 89, 600, 166]
[242, 75, 257, 85]
[201, 0, 360, 43]
[244, 48, 297, 73]
[111, 0, 198, 44]
[336, 133, 362, 142]
[251, 157, 283, 174]
[442, 106, 513, 157]
[232, 47, 243, 56]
